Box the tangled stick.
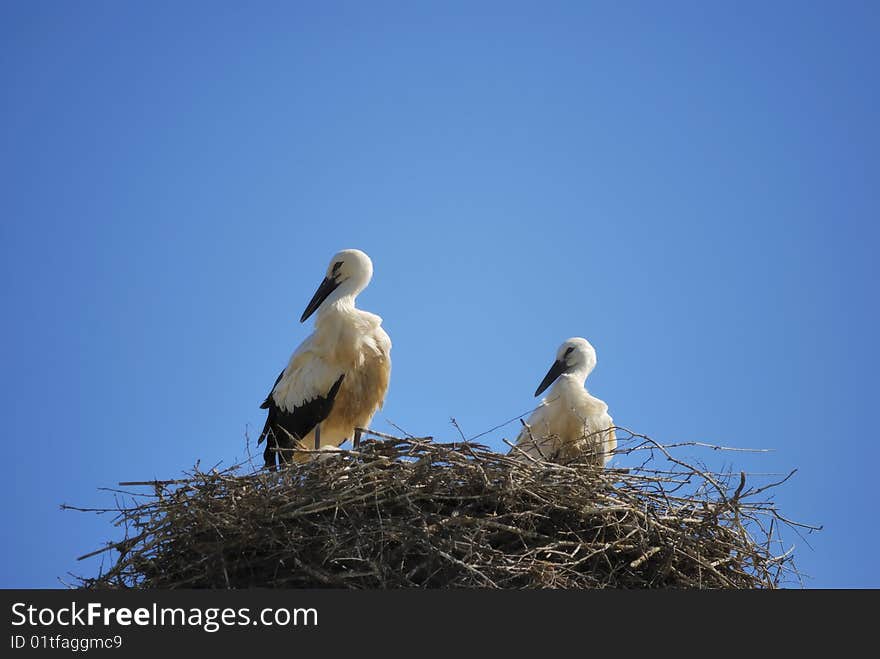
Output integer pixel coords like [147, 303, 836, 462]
[69, 430, 813, 589]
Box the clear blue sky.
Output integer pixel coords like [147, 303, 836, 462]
[1, 1, 877, 588]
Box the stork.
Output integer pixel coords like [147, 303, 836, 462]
[511, 337, 616, 466]
[258, 249, 392, 468]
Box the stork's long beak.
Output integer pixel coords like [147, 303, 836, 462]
[534, 359, 566, 397]
[300, 276, 340, 322]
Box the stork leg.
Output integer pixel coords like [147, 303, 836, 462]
[353, 427, 362, 448]
[314, 423, 321, 450]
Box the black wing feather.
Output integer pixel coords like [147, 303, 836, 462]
[260, 369, 285, 409]
[259, 373, 345, 469]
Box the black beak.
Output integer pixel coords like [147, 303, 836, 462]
[534, 359, 566, 397]
[300, 276, 340, 322]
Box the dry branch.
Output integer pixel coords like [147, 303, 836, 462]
[74, 432, 806, 589]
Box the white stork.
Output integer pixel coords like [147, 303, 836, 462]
[258, 249, 391, 467]
[511, 337, 616, 466]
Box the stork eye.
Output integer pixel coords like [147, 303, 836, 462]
[564, 347, 575, 357]
[332, 261, 343, 274]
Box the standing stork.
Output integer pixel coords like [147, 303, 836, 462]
[511, 337, 616, 467]
[258, 249, 391, 467]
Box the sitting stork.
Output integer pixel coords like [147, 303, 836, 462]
[511, 337, 616, 467]
[258, 249, 392, 467]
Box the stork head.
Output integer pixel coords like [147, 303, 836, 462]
[300, 249, 374, 322]
[534, 337, 597, 397]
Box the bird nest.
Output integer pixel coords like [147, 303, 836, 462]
[73, 431, 809, 589]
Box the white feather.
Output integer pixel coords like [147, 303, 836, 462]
[272, 334, 344, 412]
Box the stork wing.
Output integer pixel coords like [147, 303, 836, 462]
[599, 413, 617, 465]
[260, 370, 285, 409]
[258, 338, 346, 467]
[510, 404, 556, 460]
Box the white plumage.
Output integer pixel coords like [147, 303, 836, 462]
[259, 249, 391, 467]
[512, 337, 616, 467]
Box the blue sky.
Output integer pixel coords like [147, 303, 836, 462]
[1, 1, 877, 588]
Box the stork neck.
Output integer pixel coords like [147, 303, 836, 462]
[569, 365, 591, 384]
[551, 370, 589, 396]
[317, 294, 358, 319]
